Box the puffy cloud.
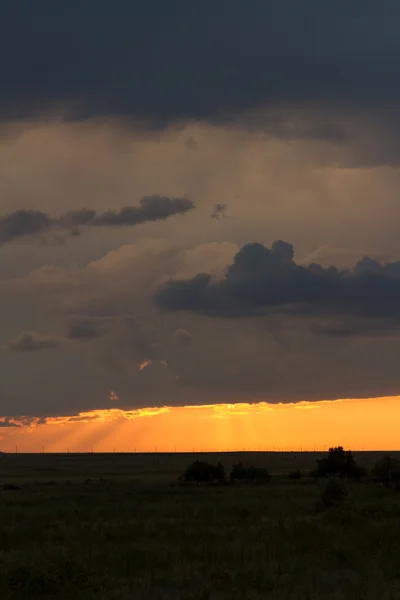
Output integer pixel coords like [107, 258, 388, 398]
[0, 196, 194, 246]
[271, 240, 295, 262]
[7, 331, 64, 352]
[155, 240, 400, 328]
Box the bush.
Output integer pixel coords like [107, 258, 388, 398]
[2, 484, 23, 491]
[180, 460, 226, 483]
[289, 470, 302, 480]
[230, 463, 270, 484]
[317, 478, 347, 511]
[311, 446, 366, 480]
[371, 455, 400, 489]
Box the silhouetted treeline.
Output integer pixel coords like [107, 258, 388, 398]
[230, 463, 270, 483]
[180, 460, 226, 483]
[180, 460, 270, 484]
[310, 447, 366, 479]
[179, 448, 400, 491]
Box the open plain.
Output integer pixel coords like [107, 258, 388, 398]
[0, 451, 400, 599]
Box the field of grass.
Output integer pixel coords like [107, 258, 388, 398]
[1, 451, 400, 599]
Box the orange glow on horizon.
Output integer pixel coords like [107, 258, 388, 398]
[1, 396, 400, 453]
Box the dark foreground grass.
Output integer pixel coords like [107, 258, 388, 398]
[1, 453, 400, 599]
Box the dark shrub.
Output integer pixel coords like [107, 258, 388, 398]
[246, 466, 270, 483]
[317, 478, 347, 511]
[230, 462, 270, 483]
[230, 462, 246, 482]
[180, 460, 226, 483]
[289, 470, 302, 480]
[311, 446, 366, 479]
[372, 455, 400, 489]
[2, 484, 23, 491]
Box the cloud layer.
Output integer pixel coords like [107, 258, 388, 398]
[0, 111, 400, 418]
[3, 232, 400, 419]
[1, 2, 400, 125]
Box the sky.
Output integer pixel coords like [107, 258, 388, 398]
[1, 2, 400, 451]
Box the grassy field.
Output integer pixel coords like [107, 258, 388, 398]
[1, 451, 400, 599]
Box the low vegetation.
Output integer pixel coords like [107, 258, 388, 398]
[371, 455, 400, 488]
[180, 459, 226, 483]
[310, 446, 366, 479]
[229, 462, 270, 483]
[0, 449, 399, 599]
[316, 478, 348, 511]
[179, 460, 271, 484]
[289, 469, 302, 479]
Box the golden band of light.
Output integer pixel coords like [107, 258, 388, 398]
[0, 396, 399, 453]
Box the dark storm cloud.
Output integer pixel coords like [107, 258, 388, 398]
[7, 332, 64, 352]
[1, 2, 400, 125]
[154, 240, 400, 330]
[0, 196, 194, 246]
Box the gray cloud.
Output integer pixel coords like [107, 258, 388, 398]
[1, 2, 400, 127]
[154, 240, 400, 332]
[0, 196, 194, 246]
[0, 210, 53, 244]
[7, 332, 64, 352]
[91, 197, 194, 226]
[58, 209, 97, 228]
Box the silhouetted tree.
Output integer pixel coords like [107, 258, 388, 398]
[180, 460, 226, 483]
[311, 447, 366, 479]
[372, 455, 400, 489]
[230, 462, 270, 483]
